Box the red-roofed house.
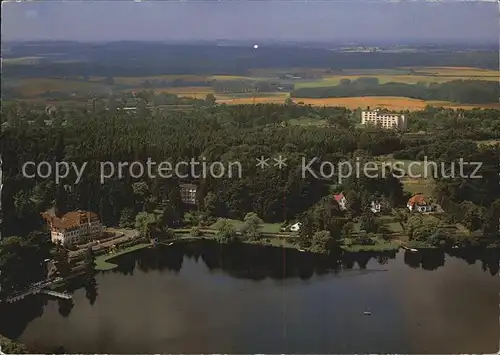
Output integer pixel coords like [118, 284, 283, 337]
[41, 210, 103, 246]
[407, 194, 432, 213]
[333, 193, 348, 211]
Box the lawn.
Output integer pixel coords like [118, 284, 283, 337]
[375, 158, 434, 178]
[95, 243, 150, 271]
[402, 178, 435, 197]
[209, 218, 283, 234]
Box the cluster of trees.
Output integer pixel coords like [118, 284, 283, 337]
[0, 335, 30, 354]
[1, 95, 499, 281]
[403, 107, 500, 139]
[212, 80, 294, 94]
[2, 97, 407, 236]
[295, 160, 406, 253]
[140, 78, 214, 89]
[291, 78, 500, 104]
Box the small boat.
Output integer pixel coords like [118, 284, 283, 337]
[298, 248, 306, 252]
[364, 311, 371, 316]
[166, 242, 174, 246]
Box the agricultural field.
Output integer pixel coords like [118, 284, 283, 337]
[295, 67, 499, 88]
[3, 78, 110, 97]
[217, 95, 500, 111]
[401, 178, 435, 198]
[403, 66, 500, 78]
[5, 66, 499, 111]
[147, 86, 215, 96]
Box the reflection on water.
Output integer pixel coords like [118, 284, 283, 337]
[0, 241, 498, 354]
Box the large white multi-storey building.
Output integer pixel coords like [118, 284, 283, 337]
[42, 210, 103, 246]
[361, 109, 407, 131]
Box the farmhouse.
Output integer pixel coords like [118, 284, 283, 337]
[407, 194, 432, 213]
[41, 210, 104, 246]
[289, 222, 302, 232]
[370, 200, 382, 213]
[361, 108, 407, 131]
[333, 193, 348, 211]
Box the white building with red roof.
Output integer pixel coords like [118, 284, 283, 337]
[407, 194, 432, 213]
[333, 193, 348, 211]
[41, 210, 104, 246]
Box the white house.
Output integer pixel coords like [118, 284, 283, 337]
[407, 194, 432, 213]
[370, 201, 382, 213]
[42, 210, 104, 246]
[333, 193, 348, 211]
[290, 222, 302, 232]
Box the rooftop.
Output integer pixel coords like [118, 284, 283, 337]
[41, 210, 99, 230]
[408, 194, 428, 206]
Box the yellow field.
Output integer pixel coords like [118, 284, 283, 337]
[404, 66, 499, 77]
[217, 95, 500, 111]
[296, 68, 498, 88]
[144, 86, 214, 96]
[8, 66, 499, 106]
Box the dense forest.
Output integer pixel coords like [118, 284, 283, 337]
[2, 95, 500, 243]
[292, 78, 500, 104]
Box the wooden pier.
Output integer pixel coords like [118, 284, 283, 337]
[3, 279, 72, 303]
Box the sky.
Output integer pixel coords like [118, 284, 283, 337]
[2, 1, 498, 42]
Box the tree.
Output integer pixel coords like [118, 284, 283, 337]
[0, 335, 30, 354]
[311, 230, 332, 254]
[190, 226, 202, 238]
[482, 199, 500, 243]
[205, 93, 216, 106]
[215, 218, 237, 244]
[184, 212, 200, 227]
[360, 211, 379, 233]
[0, 234, 51, 295]
[53, 243, 70, 279]
[285, 97, 293, 106]
[241, 212, 264, 240]
[461, 201, 484, 232]
[132, 182, 150, 211]
[135, 212, 159, 239]
[119, 207, 136, 228]
[203, 192, 217, 217]
[83, 247, 96, 282]
[342, 221, 355, 238]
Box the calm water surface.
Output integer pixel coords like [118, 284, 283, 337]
[3, 242, 499, 353]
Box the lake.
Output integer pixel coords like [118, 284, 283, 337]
[2, 241, 499, 353]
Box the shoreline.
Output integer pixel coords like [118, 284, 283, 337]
[94, 229, 496, 271]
